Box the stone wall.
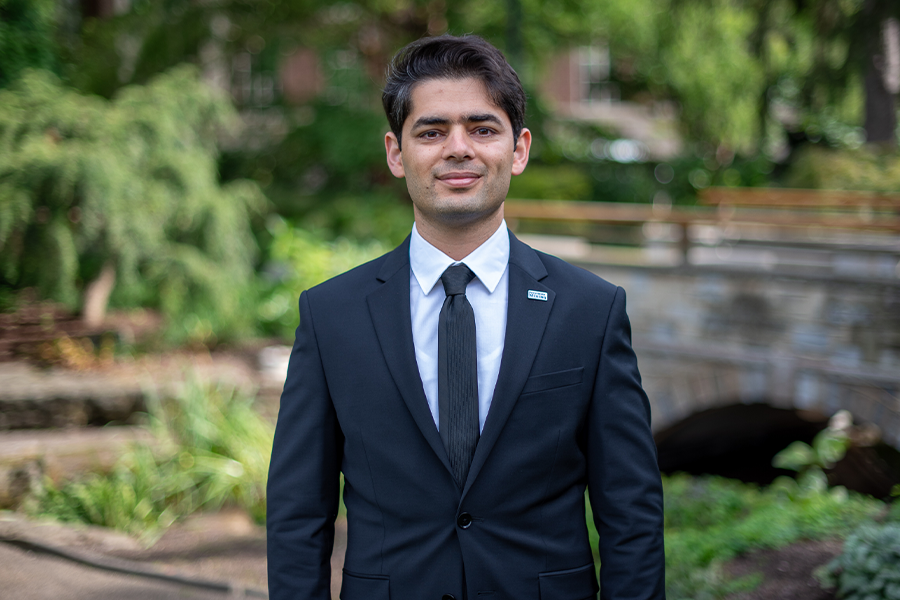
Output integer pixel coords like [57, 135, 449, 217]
[584, 263, 900, 448]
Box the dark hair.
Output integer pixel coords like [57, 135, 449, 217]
[382, 35, 526, 147]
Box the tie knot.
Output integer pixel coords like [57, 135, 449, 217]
[441, 264, 475, 296]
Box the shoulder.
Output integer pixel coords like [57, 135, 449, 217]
[536, 250, 618, 295]
[510, 233, 618, 297]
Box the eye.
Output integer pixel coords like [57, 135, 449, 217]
[419, 130, 443, 140]
[474, 127, 495, 136]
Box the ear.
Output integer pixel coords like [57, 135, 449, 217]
[385, 132, 405, 178]
[511, 128, 532, 176]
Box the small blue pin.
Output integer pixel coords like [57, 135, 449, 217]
[527, 290, 548, 301]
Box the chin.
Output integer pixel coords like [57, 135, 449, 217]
[431, 202, 502, 225]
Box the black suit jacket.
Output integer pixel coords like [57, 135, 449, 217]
[267, 231, 665, 600]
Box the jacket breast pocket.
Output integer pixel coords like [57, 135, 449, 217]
[341, 569, 390, 600]
[538, 563, 599, 599]
[520, 367, 584, 396]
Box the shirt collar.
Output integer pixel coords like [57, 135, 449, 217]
[410, 220, 509, 295]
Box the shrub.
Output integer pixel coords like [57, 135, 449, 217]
[258, 216, 387, 340]
[772, 411, 852, 495]
[819, 522, 900, 600]
[26, 377, 274, 541]
[507, 163, 593, 201]
[0, 67, 265, 343]
[787, 146, 900, 192]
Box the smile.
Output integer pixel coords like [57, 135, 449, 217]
[436, 172, 482, 188]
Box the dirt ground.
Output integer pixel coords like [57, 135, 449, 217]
[0, 508, 349, 599]
[726, 538, 842, 600]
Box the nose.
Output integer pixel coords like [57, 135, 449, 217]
[442, 127, 474, 161]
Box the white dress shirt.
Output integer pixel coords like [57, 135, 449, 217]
[409, 220, 510, 433]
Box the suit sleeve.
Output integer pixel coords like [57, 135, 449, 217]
[586, 286, 666, 600]
[267, 290, 343, 600]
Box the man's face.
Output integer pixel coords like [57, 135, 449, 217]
[384, 77, 531, 230]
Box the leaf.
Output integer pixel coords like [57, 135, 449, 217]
[798, 469, 828, 494]
[813, 429, 849, 468]
[773, 441, 817, 471]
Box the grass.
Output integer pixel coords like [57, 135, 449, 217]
[25, 377, 273, 542]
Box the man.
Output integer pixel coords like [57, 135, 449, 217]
[267, 34, 665, 600]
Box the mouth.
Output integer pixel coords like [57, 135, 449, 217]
[435, 171, 482, 188]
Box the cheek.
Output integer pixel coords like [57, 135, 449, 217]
[403, 167, 432, 195]
[404, 161, 426, 185]
[487, 153, 515, 178]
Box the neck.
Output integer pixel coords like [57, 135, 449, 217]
[415, 207, 504, 261]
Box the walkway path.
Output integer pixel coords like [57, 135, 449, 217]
[1, 508, 349, 599]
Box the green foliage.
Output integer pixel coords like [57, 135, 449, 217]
[27, 377, 274, 541]
[0, 67, 265, 343]
[143, 378, 273, 521]
[61, 1, 331, 97]
[31, 444, 183, 540]
[819, 523, 900, 600]
[512, 107, 775, 207]
[772, 411, 852, 496]
[787, 146, 900, 192]
[508, 164, 592, 201]
[49, 0, 900, 188]
[587, 162, 665, 205]
[774, 427, 849, 473]
[222, 100, 413, 245]
[658, 473, 882, 599]
[258, 217, 388, 340]
[293, 192, 413, 247]
[500, 0, 892, 152]
[586, 473, 883, 598]
[663, 2, 765, 153]
[0, 0, 57, 88]
[256, 101, 389, 196]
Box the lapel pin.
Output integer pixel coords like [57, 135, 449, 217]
[527, 290, 548, 301]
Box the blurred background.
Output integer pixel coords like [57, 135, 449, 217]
[1, 1, 900, 599]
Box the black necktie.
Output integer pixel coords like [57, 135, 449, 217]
[438, 264, 479, 490]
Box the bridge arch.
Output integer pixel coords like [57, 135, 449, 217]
[581, 262, 900, 496]
[653, 402, 828, 484]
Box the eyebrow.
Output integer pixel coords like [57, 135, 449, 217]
[410, 113, 504, 131]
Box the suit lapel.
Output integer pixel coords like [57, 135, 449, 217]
[462, 232, 555, 498]
[367, 238, 452, 476]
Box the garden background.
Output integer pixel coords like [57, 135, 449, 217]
[2, 1, 900, 598]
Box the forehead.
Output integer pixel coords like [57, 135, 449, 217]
[404, 77, 508, 128]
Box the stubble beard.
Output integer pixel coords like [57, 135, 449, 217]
[411, 169, 510, 230]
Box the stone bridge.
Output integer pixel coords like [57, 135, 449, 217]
[516, 230, 900, 473]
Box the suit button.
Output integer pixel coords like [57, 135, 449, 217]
[442, 595, 456, 600]
[457, 512, 472, 529]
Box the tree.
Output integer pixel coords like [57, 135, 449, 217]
[41, 0, 900, 215]
[591, 0, 899, 153]
[446, 0, 899, 153]
[0, 66, 265, 341]
[0, 0, 57, 88]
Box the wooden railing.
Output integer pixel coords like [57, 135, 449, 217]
[505, 188, 900, 266]
[507, 190, 900, 232]
[698, 187, 900, 210]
